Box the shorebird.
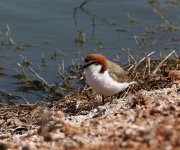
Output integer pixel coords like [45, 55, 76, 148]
[83, 54, 137, 103]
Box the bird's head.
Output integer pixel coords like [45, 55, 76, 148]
[83, 54, 108, 73]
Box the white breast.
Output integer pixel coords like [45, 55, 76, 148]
[84, 64, 130, 96]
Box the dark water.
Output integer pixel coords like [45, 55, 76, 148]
[0, 0, 179, 103]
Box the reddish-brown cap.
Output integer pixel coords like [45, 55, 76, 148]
[84, 54, 108, 71]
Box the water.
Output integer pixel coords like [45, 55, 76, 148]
[0, 0, 179, 103]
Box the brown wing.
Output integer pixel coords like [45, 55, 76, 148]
[108, 60, 131, 83]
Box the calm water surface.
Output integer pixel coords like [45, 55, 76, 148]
[0, 0, 179, 103]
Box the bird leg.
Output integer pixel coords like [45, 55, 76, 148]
[102, 95, 106, 105]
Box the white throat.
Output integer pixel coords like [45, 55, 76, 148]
[84, 64, 131, 96]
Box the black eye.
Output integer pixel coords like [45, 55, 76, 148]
[82, 60, 99, 69]
[84, 58, 89, 62]
[94, 62, 99, 65]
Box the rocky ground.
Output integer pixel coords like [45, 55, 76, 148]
[0, 62, 179, 150]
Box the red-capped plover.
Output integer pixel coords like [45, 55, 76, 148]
[83, 54, 137, 103]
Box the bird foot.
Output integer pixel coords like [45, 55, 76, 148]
[129, 81, 138, 85]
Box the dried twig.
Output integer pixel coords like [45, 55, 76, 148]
[142, 39, 151, 75]
[153, 8, 170, 25]
[5, 24, 16, 46]
[127, 64, 135, 72]
[0, 31, 4, 46]
[28, 67, 51, 88]
[79, 0, 90, 8]
[58, 59, 65, 77]
[133, 51, 156, 72]
[152, 50, 176, 75]
[20, 94, 30, 105]
[148, 57, 151, 74]
[41, 50, 45, 66]
[73, 7, 77, 26]
[17, 63, 28, 79]
[122, 48, 137, 64]
[133, 35, 139, 47]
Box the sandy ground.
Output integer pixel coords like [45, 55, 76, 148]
[0, 80, 179, 150]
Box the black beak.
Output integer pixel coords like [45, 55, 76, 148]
[81, 60, 98, 69]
